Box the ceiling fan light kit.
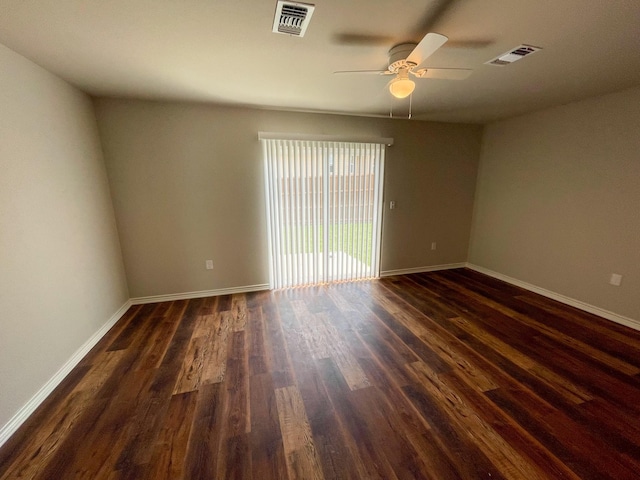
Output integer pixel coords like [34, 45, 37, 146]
[389, 71, 415, 98]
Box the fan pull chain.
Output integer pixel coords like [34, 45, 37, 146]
[409, 93, 412, 119]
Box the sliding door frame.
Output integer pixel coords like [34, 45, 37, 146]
[261, 134, 392, 289]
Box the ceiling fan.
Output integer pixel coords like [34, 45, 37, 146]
[334, 33, 472, 99]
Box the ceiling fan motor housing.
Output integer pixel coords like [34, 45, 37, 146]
[388, 43, 418, 72]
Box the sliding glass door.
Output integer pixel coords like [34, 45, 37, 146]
[262, 139, 385, 289]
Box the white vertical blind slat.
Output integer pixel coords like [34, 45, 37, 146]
[300, 142, 307, 284]
[311, 143, 318, 285]
[362, 146, 371, 273]
[262, 141, 275, 287]
[352, 144, 359, 279]
[355, 149, 363, 280]
[293, 141, 301, 286]
[322, 143, 330, 283]
[372, 144, 385, 276]
[355, 144, 364, 280]
[335, 143, 341, 281]
[283, 142, 293, 287]
[271, 141, 282, 288]
[274, 141, 283, 288]
[339, 143, 346, 281]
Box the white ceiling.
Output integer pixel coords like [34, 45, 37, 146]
[1, 0, 639, 123]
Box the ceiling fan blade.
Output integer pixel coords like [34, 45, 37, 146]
[406, 33, 448, 69]
[332, 33, 395, 46]
[333, 70, 393, 75]
[413, 68, 472, 80]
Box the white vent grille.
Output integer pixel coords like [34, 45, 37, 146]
[486, 44, 542, 66]
[272, 1, 315, 37]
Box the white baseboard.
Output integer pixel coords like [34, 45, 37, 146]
[130, 283, 270, 305]
[0, 299, 133, 448]
[380, 262, 467, 277]
[466, 263, 640, 332]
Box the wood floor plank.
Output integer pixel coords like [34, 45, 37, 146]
[173, 335, 208, 394]
[275, 385, 325, 480]
[172, 313, 219, 394]
[224, 330, 251, 436]
[249, 373, 289, 480]
[262, 292, 296, 388]
[219, 433, 252, 480]
[230, 294, 249, 332]
[200, 311, 231, 384]
[316, 358, 399, 480]
[183, 382, 223, 480]
[143, 391, 199, 480]
[3, 269, 640, 479]
[247, 306, 269, 376]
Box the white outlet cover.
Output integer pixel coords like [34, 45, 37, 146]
[205, 260, 214, 270]
[609, 273, 622, 286]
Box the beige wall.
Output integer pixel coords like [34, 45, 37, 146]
[469, 86, 640, 320]
[94, 99, 482, 297]
[0, 45, 129, 429]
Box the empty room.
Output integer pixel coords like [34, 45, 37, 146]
[1, 0, 639, 478]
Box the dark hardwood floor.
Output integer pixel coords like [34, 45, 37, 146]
[2, 268, 640, 479]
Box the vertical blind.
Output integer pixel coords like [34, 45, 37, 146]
[262, 139, 386, 289]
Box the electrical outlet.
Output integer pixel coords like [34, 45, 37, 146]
[609, 273, 622, 286]
[389, 201, 396, 210]
[205, 260, 214, 270]
[431, 242, 437, 250]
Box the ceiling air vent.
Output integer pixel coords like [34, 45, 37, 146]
[272, 1, 315, 37]
[485, 44, 542, 66]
